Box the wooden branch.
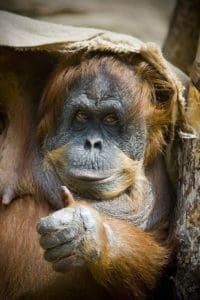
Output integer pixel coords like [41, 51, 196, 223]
[163, 0, 200, 74]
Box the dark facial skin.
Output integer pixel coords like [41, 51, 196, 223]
[43, 69, 146, 200]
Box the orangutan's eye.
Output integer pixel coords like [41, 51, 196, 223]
[103, 114, 118, 125]
[75, 111, 89, 123]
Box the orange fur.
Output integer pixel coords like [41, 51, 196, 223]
[0, 198, 109, 300]
[89, 217, 169, 300]
[0, 52, 174, 299]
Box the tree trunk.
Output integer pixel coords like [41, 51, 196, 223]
[175, 35, 200, 298]
[175, 133, 200, 299]
[163, 0, 200, 74]
[163, 2, 200, 296]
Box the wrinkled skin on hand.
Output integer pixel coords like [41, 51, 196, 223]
[37, 187, 106, 272]
[37, 186, 169, 299]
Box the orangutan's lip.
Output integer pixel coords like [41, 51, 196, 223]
[73, 175, 110, 182]
[67, 169, 115, 183]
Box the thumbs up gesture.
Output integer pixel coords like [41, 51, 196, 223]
[37, 186, 106, 272]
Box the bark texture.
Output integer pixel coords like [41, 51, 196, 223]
[171, 5, 200, 294]
[175, 134, 200, 299]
